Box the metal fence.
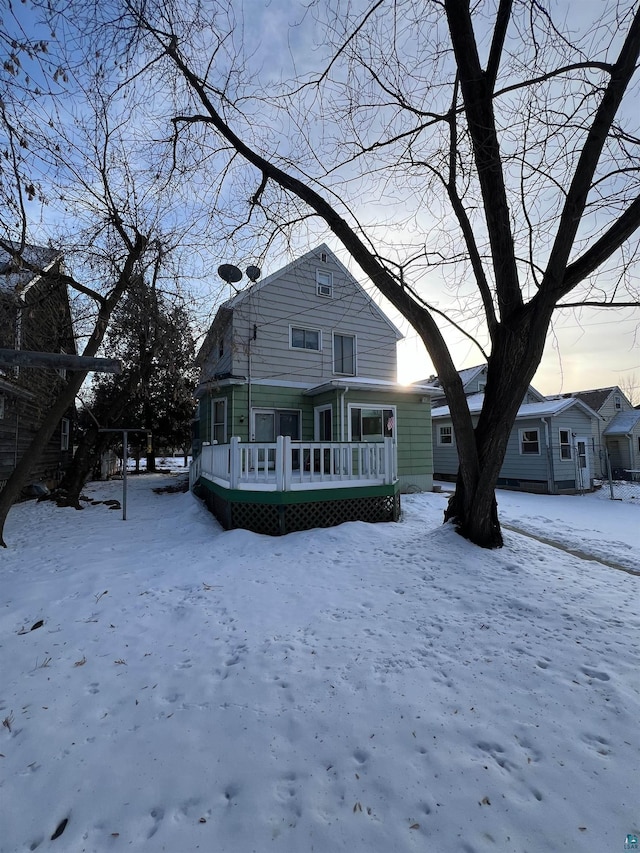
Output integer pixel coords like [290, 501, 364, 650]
[593, 442, 640, 503]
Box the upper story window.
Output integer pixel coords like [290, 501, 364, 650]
[477, 381, 486, 392]
[614, 394, 622, 410]
[333, 333, 356, 375]
[316, 270, 333, 297]
[57, 349, 67, 380]
[218, 337, 224, 359]
[290, 326, 321, 351]
[61, 418, 70, 451]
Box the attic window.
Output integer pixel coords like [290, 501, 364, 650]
[316, 270, 333, 297]
[321, 252, 327, 263]
[614, 394, 622, 410]
[218, 337, 224, 359]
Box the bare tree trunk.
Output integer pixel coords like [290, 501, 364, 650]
[58, 422, 104, 508]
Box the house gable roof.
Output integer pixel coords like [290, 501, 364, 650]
[421, 363, 546, 404]
[199, 244, 403, 363]
[432, 393, 600, 421]
[424, 364, 485, 391]
[0, 243, 61, 294]
[556, 386, 628, 413]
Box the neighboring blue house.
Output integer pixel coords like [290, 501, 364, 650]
[428, 365, 601, 494]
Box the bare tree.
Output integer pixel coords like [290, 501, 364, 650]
[0, 4, 218, 545]
[619, 372, 639, 406]
[115, 0, 640, 547]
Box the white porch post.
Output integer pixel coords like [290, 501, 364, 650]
[276, 436, 285, 491]
[282, 435, 292, 491]
[384, 436, 395, 485]
[229, 437, 240, 489]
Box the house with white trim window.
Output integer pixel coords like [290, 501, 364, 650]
[553, 385, 640, 478]
[428, 365, 601, 494]
[190, 244, 436, 534]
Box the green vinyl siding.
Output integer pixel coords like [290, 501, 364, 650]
[196, 383, 433, 491]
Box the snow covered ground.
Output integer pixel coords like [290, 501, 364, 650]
[1, 472, 638, 853]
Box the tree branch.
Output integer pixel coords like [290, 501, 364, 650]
[540, 6, 640, 298]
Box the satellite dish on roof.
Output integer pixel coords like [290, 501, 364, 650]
[217, 264, 242, 284]
[246, 265, 261, 282]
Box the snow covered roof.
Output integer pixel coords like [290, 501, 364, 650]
[432, 393, 600, 420]
[425, 364, 485, 391]
[603, 409, 640, 436]
[554, 386, 624, 413]
[0, 242, 61, 294]
[304, 378, 439, 396]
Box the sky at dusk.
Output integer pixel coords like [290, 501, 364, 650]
[2, 0, 638, 400]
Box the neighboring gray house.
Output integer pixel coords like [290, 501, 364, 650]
[556, 386, 640, 477]
[429, 365, 601, 494]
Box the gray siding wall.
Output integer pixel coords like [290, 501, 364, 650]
[598, 389, 633, 424]
[433, 407, 598, 489]
[201, 317, 233, 381]
[228, 250, 398, 384]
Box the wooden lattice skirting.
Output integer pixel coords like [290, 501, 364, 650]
[194, 478, 400, 536]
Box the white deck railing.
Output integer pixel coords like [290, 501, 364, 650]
[193, 436, 396, 492]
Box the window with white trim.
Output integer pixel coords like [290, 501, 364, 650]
[316, 270, 333, 297]
[520, 428, 540, 455]
[350, 406, 395, 442]
[333, 333, 356, 375]
[559, 429, 572, 460]
[438, 425, 454, 445]
[211, 398, 227, 444]
[290, 326, 321, 351]
[61, 418, 70, 451]
[614, 394, 622, 410]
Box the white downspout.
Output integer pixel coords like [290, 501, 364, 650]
[543, 418, 554, 493]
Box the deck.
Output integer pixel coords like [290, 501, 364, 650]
[190, 437, 400, 534]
